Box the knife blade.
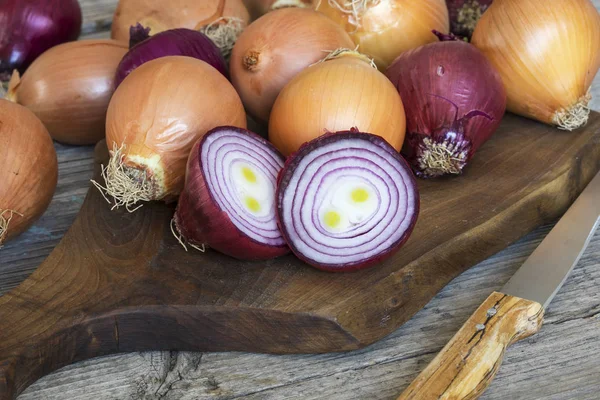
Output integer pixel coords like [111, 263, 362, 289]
[397, 170, 600, 400]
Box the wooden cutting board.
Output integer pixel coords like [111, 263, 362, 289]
[1, 113, 599, 399]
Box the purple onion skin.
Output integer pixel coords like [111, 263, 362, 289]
[174, 126, 289, 261]
[446, 0, 493, 39]
[386, 34, 506, 178]
[0, 0, 82, 80]
[114, 28, 228, 88]
[276, 130, 420, 272]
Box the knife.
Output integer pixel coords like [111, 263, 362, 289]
[397, 170, 600, 400]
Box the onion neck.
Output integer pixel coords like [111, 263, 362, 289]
[553, 92, 591, 131]
[243, 50, 262, 71]
[320, 48, 377, 69]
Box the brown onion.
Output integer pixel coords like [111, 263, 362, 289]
[0, 99, 57, 245]
[230, 8, 353, 123]
[269, 50, 406, 156]
[94, 56, 247, 211]
[7, 39, 128, 145]
[111, 0, 250, 58]
[314, 0, 449, 70]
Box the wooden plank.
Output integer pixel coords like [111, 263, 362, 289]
[3, 0, 600, 399]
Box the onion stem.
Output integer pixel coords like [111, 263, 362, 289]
[0, 209, 23, 246]
[91, 144, 156, 213]
[553, 91, 592, 131]
[199, 17, 244, 60]
[317, 47, 376, 69]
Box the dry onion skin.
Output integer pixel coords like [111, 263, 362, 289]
[276, 130, 419, 271]
[230, 7, 354, 123]
[173, 126, 289, 260]
[269, 49, 406, 157]
[471, 0, 600, 130]
[111, 0, 250, 59]
[96, 56, 247, 212]
[7, 39, 128, 145]
[314, 0, 449, 70]
[0, 99, 57, 245]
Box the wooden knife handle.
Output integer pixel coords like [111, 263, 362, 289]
[397, 292, 544, 400]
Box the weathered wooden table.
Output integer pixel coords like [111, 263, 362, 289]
[2, 1, 600, 398]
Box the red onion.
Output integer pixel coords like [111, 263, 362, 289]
[173, 126, 289, 260]
[0, 0, 82, 81]
[385, 31, 506, 178]
[277, 130, 419, 272]
[115, 26, 228, 88]
[447, 0, 493, 39]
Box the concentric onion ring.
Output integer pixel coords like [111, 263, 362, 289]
[174, 126, 289, 260]
[277, 130, 419, 271]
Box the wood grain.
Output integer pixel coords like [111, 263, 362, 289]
[397, 292, 543, 400]
[1, 0, 600, 399]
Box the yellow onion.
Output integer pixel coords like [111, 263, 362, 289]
[230, 7, 353, 123]
[269, 49, 406, 156]
[7, 39, 128, 145]
[0, 99, 57, 245]
[111, 0, 250, 58]
[95, 56, 247, 212]
[472, 0, 600, 130]
[314, 0, 449, 70]
[242, 0, 313, 19]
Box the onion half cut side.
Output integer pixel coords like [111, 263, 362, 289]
[277, 130, 420, 271]
[173, 126, 289, 260]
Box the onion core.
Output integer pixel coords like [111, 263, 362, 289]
[277, 130, 419, 271]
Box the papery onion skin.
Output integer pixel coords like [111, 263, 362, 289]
[115, 28, 228, 88]
[269, 52, 406, 156]
[446, 0, 492, 39]
[230, 8, 354, 123]
[0, 99, 57, 244]
[111, 0, 250, 42]
[243, 0, 313, 19]
[174, 126, 289, 260]
[7, 39, 128, 145]
[471, 0, 600, 130]
[276, 130, 419, 272]
[386, 32, 506, 178]
[0, 0, 82, 81]
[314, 0, 449, 70]
[103, 56, 247, 208]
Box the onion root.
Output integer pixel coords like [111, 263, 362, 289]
[170, 217, 206, 252]
[0, 209, 23, 246]
[91, 144, 159, 212]
[416, 136, 470, 177]
[553, 91, 591, 131]
[456, 1, 486, 35]
[199, 17, 244, 60]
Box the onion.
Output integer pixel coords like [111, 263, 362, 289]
[471, 0, 600, 131]
[94, 56, 247, 211]
[243, 0, 313, 19]
[269, 49, 406, 156]
[115, 27, 228, 88]
[385, 31, 506, 178]
[446, 0, 492, 39]
[0, 0, 82, 81]
[173, 126, 289, 259]
[6, 39, 128, 145]
[314, 0, 449, 70]
[0, 99, 57, 245]
[230, 8, 353, 123]
[276, 129, 419, 271]
[111, 0, 250, 59]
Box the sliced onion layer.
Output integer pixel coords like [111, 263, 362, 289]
[174, 126, 289, 260]
[277, 130, 419, 271]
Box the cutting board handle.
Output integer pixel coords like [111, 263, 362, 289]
[397, 292, 544, 400]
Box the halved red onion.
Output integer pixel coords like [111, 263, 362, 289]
[277, 130, 420, 272]
[173, 126, 289, 260]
